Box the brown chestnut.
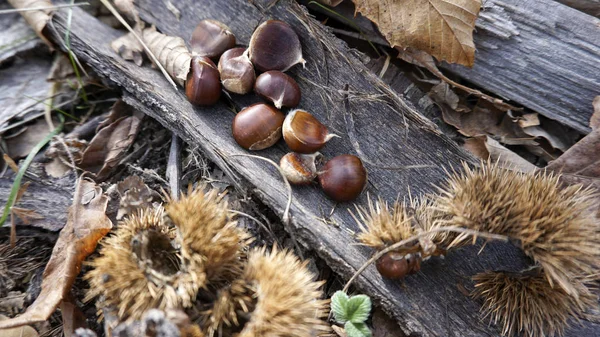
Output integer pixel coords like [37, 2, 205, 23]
[185, 56, 221, 106]
[282, 109, 337, 153]
[318, 154, 367, 202]
[232, 103, 285, 150]
[190, 19, 236, 59]
[254, 71, 301, 109]
[376, 252, 409, 280]
[280, 152, 320, 185]
[248, 20, 305, 72]
[218, 48, 256, 94]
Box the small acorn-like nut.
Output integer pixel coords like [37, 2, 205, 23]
[282, 110, 337, 153]
[190, 19, 236, 59]
[280, 152, 319, 185]
[249, 20, 305, 72]
[218, 48, 255, 94]
[254, 71, 301, 109]
[232, 103, 285, 150]
[186, 56, 221, 106]
[318, 154, 367, 202]
[376, 252, 409, 280]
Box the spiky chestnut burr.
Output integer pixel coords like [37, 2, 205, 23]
[86, 187, 249, 322]
[472, 269, 597, 337]
[436, 162, 600, 296]
[203, 247, 329, 337]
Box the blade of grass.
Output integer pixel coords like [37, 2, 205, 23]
[24, 94, 80, 121]
[0, 115, 65, 226]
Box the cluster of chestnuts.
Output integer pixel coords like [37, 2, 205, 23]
[185, 19, 367, 202]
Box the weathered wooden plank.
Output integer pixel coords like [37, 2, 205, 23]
[0, 3, 44, 63]
[309, 0, 600, 135]
[557, 0, 600, 17]
[44, 1, 600, 336]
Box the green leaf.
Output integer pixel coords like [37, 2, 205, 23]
[345, 321, 372, 337]
[345, 294, 372, 323]
[331, 291, 350, 323]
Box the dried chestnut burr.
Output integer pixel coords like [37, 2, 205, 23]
[190, 19, 236, 59]
[283, 110, 337, 154]
[185, 56, 221, 106]
[232, 103, 285, 150]
[249, 20, 305, 72]
[280, 152, 320, 185]
[218, 48, 256, 94]
[254, 71, 301, 109]
[318, 154, 367, 202]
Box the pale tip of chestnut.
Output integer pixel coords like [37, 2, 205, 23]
[280, 152, 320, 185]
[282, 109, 336, 154]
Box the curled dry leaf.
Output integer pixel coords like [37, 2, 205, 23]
[353, 0, 481, 66]
[546, 127, 600, 178]
[78, 101, 143, 181]
[463, 136, 536, 173]
[111, 31, 145, 66]
[0, 178, 112, 330]
[142, 26, 191, 86]
[7, 0, 53, 47]
[115, 175, 160, 220]
[0, 315, 38, 337]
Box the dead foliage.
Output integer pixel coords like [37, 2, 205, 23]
[7, 0, 53, 47]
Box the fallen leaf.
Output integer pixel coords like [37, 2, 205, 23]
[0, 315, 38, 337]
[7, 0, 53, 47]
[0, 178, 112, 330]
[316, 0, 345, 6]
[6, 118, 52, 159]
[60, 294, 87, 337]
[111, 31, 145, 66]
[142, 26, 191, 86]
[464, 136, 536, 173]
[429, 81, 459, 110]
[546, 128, 600, 178]
[44, 138, 87, 178]
[591, 96, 600, 130]
[3, 154, 19, 173]
[115, 175, 160, 220]
[353, 0, 481, 66]
[79, 101, 143, 181]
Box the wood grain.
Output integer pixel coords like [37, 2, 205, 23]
[43, 1, 600, 336]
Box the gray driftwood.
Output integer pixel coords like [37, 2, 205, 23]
[557, 0, 600, 16]
[43, 1, 600, 336]
[310, 0, 600, 135]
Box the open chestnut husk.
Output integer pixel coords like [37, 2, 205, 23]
[185, 56, 221, 106]
[190, 19, 236, 59]
[248, 20, 305, 72]
[232, 103, 285, 150]
[218, 48, 255, 94]
[280, 152, 320, 185]
[318, 154, 367, 202]
[254, 71, 301, 109]
[282, 110, 337, 154]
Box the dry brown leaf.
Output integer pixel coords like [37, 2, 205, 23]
[353, 0, 481, 66]
[7, 0, 53, 47]
[3, 154, 19, 173]
[546, 129, 600, 178]
[44, 138, 88, 178]
[464, 136, 536, 173]
[142, 26, 191, 86]
[78, 102, 143, 181]
[0, 315, 38, 337]
[6, 118, 52, 159]
[591, 96, 600, 130]
[0, 178, 112, 330]
[60, 294, 88, 337]
[111, 31, 145, 66]
[115, 175, 160, 220]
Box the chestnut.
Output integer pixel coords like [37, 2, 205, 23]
[282, 109, 337, 153]
[190, 19, 236, 59]
[232, 103, 285, 150]
[280, 152, 319, 185]
[185, 56, 221, 106]
[218, 48, 255, 94]
[318, 154, 367, 202]
[376, 252, 409, 280]
[248, 20, 305, 72]
[254, 71, 301, 109]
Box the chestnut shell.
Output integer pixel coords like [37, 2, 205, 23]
[280, 152, 318, 185]
[254, 71, 301, 108]
[185, 56, 221, 106]
[232, 103, 285, 150]
[376, 252, 409, 280]
[218, 48, 256, 94]
[249, 20, 304, 72]
[318, 154, 367, 202]
[283, 110, 334, 154]
[190, 19, 236, 59]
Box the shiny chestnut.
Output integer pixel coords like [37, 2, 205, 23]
[218, 48, 255, 94]
[190, 19, 236, 59]
[232, 103, 285, 150]
[254, 71, 301, 109]
[249, 20, 305, 72]
[283, 109, 337, 153]
[185, 56, 221, 106]
[280, 152, 319, 185]
[376, 252, 409, 280]
[318, 154, 367, 202]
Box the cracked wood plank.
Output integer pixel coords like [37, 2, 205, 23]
[42, 0, 600, 336]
